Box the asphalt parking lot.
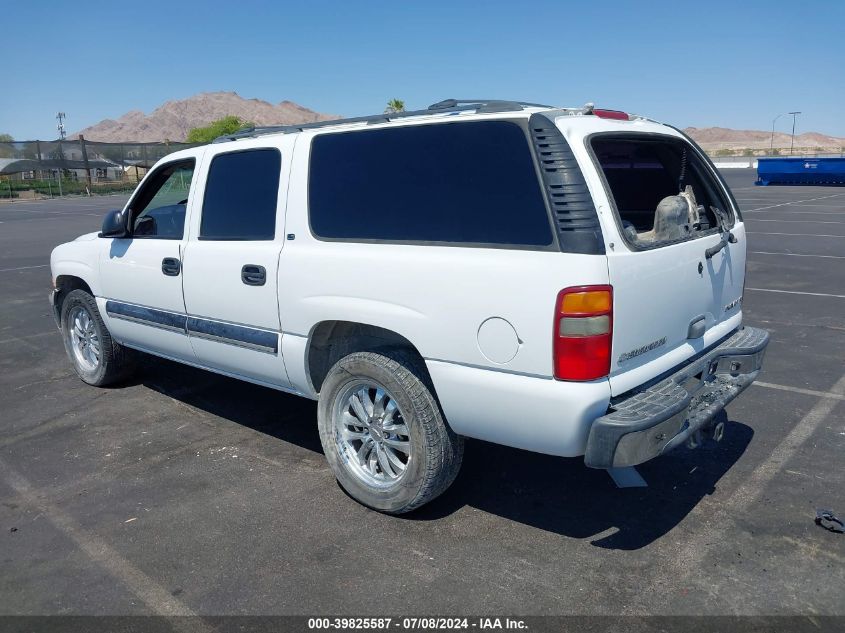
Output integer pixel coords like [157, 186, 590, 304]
[1, 171, 843, 618]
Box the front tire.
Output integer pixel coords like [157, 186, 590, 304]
[60, 289, 135, 386]
[317, 350, 463, 514]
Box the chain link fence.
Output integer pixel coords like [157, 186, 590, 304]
[0, 138, 198, 200]
[3, 136, 844, 201]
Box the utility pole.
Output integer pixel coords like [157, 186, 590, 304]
[56, 112, 67, 140]
[56, 112, 67, 196]
[788, 111, 801, 155]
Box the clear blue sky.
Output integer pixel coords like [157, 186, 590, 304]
[1, 0, 843, 140]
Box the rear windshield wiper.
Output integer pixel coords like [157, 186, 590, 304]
[705, 207, 737, 259]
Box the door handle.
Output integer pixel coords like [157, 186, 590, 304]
[161, 257, 181, 276]
[241, 264, 266, 286]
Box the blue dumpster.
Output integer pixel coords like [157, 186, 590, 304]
[757, 157, 845, 186]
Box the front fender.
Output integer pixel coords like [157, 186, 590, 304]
[50, 240, 102, 296]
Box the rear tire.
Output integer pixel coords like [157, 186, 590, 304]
[317, 349, 463, 514]
[60, 289, 136, 386]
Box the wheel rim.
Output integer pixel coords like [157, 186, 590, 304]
[67, 305, 100, 372]
[333, 380, 411, 488]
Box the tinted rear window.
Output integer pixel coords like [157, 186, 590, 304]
[308, 121, 552, 246]
[200, 148, 281, 240]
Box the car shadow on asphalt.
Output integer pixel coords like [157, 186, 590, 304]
[417, 423, 753, 550]
[134, 355, 753, 552]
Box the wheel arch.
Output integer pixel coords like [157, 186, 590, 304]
[53, 274, 96, 322]
[305, 320, 429, 396]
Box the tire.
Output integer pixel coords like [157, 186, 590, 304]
[60, 289, 136, 386]
[317, 349, 463, 514]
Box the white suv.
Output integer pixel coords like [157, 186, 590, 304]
[49, 99, 769, 513]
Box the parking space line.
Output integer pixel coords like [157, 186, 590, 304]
[0, 214, 102, 223]
[752, 381, 845, 401]
[757, 211, 845, 217]
[746, 287, 845, 299]
[0, 331, 57, 346]
[0, 458, 209, 627]
[628, 372, 845, 613]
[0, 264, 48, 273]
[743, 193, 845, 212]
[747, 231, 845, 238]
[746, 218, 845, 224]
[749, 251, 845, 259]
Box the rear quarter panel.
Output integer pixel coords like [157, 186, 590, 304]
[277, 127, 613, 455]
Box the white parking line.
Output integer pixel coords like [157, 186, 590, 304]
[759, 210, 845, 216]
[746, 287, 845, 299]
[746, 218, 845, 224]
[744, 193, 845, 212]
[747, 231, 845, 238]
[0, 264, 49, 273]
[628, 372, 845, 613]
[749, 251, 845, 259]
[0, 458, 207, 628]
[753, 381, 845, 401]
[0, 331, 56, 346]
[0, 214, 103, 223]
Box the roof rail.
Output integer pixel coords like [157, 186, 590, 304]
[427, 99, 553, 112]
[212, 98, 553, 143]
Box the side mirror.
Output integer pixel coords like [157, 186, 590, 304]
[100, 209, 128, 238]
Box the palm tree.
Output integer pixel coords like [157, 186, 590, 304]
[385, 99, 406, 114]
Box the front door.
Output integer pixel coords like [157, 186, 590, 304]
[181, 145, 291, 388]
[99, 156, 200, 361]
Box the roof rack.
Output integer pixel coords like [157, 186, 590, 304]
[212, 99, 554, 143]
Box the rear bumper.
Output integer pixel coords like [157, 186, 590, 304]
[584, 326, 769, 469]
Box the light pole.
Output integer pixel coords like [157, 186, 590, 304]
[788, 111, 801, 155]
[770, 113, 787, 155]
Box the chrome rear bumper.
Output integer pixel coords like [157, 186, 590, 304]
[585, 326, 769, 469]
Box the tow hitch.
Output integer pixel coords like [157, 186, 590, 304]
[687, 414, 726, 449]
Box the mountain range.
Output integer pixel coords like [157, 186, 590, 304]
[74, 92, 338, 143]
[73, 92, 845, 152]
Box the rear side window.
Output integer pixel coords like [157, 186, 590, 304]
[308, 121, 553, 247]
[200, 148, 281, 240]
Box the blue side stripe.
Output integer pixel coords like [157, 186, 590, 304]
[186, 316, 278, 353]
[105, 300, 277, 354]
[105, 300, 186, 332]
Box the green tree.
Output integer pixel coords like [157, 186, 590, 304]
[384, 99, 405, 114]
[0, 133, 13, 158]
[186, 116, 252, 143]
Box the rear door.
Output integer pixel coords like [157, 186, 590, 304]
[588, 133, 746, 396]
[181, 142, 292, 388]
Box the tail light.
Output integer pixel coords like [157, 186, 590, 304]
[592, 109, 629, 120]
[553, 285, 613, 381]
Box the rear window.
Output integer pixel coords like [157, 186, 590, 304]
[200, 148, 281, 240]
[591, 135, 733, 247]
[308, 121, 553, 247]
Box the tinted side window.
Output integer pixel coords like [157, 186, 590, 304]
[308, 121, 552, 246]
[200, 148, 281, 240]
